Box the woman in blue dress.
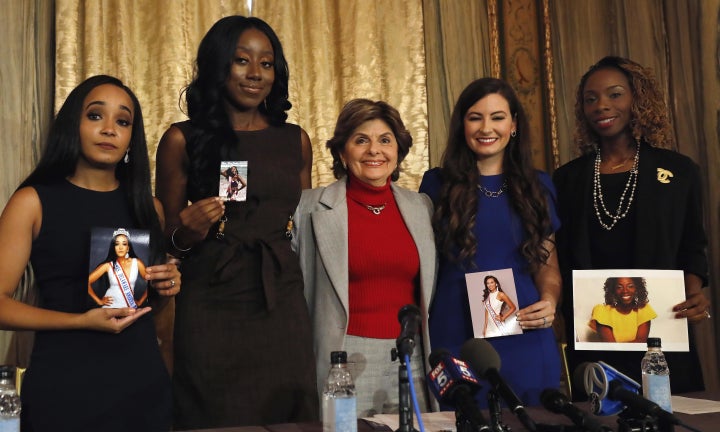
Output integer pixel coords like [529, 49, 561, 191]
[419, 77, 562, 407]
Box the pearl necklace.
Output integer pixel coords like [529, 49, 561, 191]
[593, 144, 639, 230]
[477, 181, 508, 198]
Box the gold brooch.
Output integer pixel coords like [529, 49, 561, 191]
[657, 168, 673, 184]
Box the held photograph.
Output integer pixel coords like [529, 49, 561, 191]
[219, 160, 248, 202]
[466, 268, 523, 338]
[572, 269, 689, 351]
[87, 227, 151, 309]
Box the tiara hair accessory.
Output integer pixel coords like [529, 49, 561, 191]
[112, 228, 131, 239]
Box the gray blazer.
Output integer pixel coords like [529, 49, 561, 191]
[292, 178, 437, 404]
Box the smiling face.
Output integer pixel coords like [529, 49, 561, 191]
[113, 235, 129, 258]
[224, 28, 275, 112]
[486, 277, 498, 292]
[340, 119, 398, 187]
[463, 93, 516, 170]
[614, 277, 637, 306]
[78, 84, 134, 169]
[582, 67, 634, 142]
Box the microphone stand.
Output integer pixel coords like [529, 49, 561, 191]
[487, 389, 511, 432]
[391, 348, 418, 432]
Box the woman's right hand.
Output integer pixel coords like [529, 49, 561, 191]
[176, 197, 225, 245]
[82, 307, 151, 334]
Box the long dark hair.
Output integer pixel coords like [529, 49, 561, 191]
[574, 56, 674, 154]
[482, 275, 503, 301]
[19, 75, 164, 264]
[183, 16, 291, 198]
[433, 78, 552, 271]
[103, 231, 140, 264]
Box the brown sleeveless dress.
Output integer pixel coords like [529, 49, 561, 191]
[172, 121, 318, 429]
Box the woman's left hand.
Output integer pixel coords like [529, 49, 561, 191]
[673, 284, 711, 323]
[517, 299, 556, 329]
[145, 262, 181, 297]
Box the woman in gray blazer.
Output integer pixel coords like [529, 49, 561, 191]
[292, 99, 436, 417]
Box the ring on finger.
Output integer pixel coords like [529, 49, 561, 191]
[542, 316, 547, 327]
[170, 279, 176, 288]
[705, 310, 712, 319]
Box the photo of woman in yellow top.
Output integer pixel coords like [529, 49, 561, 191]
[590, 276, 657, 342]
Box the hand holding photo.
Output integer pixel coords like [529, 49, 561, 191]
[88, 227, 150, 309]
[466, 268, 523, 338]
[573, 269, 688, 351]
[220, 161, 248, 202]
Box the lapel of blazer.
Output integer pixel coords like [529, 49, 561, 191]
[393, 184, 436, 308]
[572, 155, 596, 269]
[312, 180, 350, 310]
[633, 145, 660, 267]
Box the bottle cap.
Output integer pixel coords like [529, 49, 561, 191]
[647, 337, 662, 348]
[0, 365, 15, 379]
[330, 351, 347, 364]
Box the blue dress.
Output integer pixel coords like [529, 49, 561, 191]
[419, 168, 561, 407]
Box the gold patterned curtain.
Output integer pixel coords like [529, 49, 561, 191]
[54, 0, 427, 190]
[422, 0, 491, 166]
[0, 0, 54, 366]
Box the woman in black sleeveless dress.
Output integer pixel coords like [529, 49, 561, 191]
[156, 16, 318, 429]
[0, 75, 179, 431]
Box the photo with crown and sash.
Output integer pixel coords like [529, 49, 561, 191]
[466, 268, 523, 338]
[88, 227, 151, 309]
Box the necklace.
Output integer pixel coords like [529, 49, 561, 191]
[349, 196, 386, 215]
[477, 181, 508, 198]
[593, 143, 640, 230]
[606, 153, 634, 170]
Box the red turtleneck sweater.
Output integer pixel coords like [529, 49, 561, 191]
[345, 174, 420, 338]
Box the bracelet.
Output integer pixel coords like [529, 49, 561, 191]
[171, 227, 192, 252]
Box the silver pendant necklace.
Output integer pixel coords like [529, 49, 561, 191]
[349, 196, 386, 215]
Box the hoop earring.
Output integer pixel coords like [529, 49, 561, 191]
[511, 130, 517, 138]
[124, 149, 130, 164]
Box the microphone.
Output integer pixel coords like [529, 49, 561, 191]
[608, 380, 681, 425]
[540, 388, 610, 432]
[460, 338, 537, 432]
[574, 361, 640, 416]
[396, 304, 421, 357]
[427, 349, 490, 431]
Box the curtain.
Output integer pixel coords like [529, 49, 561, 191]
[550, 0, 719, 390]
[422, 0, 491, 167]
[253, 0, 427, 189]
[55, 0, 427, 190]
[0, 0, 54, 366]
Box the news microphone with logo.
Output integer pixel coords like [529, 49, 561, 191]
[396, 304, 422, 357]
[607, 380, 681, 426]
[575, 361, 641, 416]
[540, 388, 611, 432]
[427, 349, 490, 431]
[460, 338, 537, 432]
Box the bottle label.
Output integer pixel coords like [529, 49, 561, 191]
[642, 374, 672, 413]
[323, 397, 357, 432]
[0, 418, 20, 432]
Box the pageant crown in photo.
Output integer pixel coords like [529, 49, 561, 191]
[112, 228, 131, 239]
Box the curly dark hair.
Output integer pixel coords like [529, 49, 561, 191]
[326, 99, 413, 182]
[182, 16, 292, 198]
[481, 275, 504, 302]
[433, 78, 553, 271]
[603, 277, 650, 308]
[574, 56, 675, 154]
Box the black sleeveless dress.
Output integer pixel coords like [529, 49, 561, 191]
[172, 121, 318, 429]
[21, 181, 171, 432]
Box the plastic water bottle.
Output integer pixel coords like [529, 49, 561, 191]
[641, 337, 672, 413]
[322, 351, 357, 432]
[0, 366, 20, 432]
